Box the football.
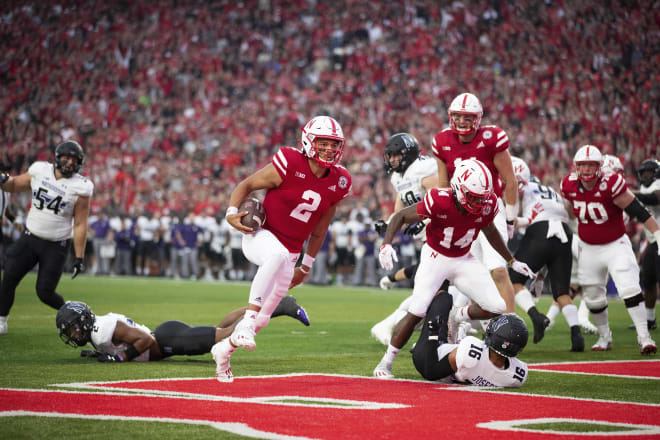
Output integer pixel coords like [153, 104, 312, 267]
[238, 197, 266, 230]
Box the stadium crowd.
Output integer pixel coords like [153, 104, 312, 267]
[1, 0, 658, 282]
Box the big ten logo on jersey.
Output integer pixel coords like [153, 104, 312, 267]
[290, 190, 321, 223]
[453, 157, 477, 168]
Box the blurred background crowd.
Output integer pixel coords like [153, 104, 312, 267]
[1, 0, 658, 283]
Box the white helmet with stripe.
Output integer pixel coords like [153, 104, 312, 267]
[448, 93, 483, 135]
[300, 116, 345, 168]
[573, 145, 603, 182]
[510, 156, 531, 188]
[450, 159, 493, 214]
[601, 154, 624, 175]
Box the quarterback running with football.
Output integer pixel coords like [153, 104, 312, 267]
[561, 145, 660, 354]
[373, 159, 535, 378]
[0, 141, 93, 335]
[431, 93, 521, 317]
[211, 115, 352, 382]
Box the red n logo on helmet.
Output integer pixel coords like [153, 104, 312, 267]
[460, 169, 472, 181]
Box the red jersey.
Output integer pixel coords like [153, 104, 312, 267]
[264, 147, 351, 252]
[560, 171, 627, 245]
[417, 188, 499, 257]
[431, 126, 509, 197]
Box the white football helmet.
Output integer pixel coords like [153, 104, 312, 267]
[601, 154, 623, 175]
[300, 116, 345, 167]
[510, 156, 531, 188]
[450, 159, 493, 214]
[448, 93, 483, 135]
[573, 145, 603, 182]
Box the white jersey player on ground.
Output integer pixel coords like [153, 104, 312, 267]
[412, 292, 528, 388]
[0, 140, 93, 335]
[371, 133, 441, 346]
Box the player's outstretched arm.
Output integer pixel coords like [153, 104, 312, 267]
[0, 171, 31, 193]
[97, 321, 156, 363]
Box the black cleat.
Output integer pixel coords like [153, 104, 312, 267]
[273, 296, 310, 326]
[570, 325, 584, 352]
[530, 311, 550, 344]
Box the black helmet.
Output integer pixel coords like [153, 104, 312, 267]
[484, 314, 528, 358]
[637, 159, 660, 187]
[56, 301, 95, 347]
[384, 133, 420, 174]
[55, 140, 85, 176]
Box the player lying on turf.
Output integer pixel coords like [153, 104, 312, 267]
[412, 292, 529, 388]
[56, 296, 309, 362]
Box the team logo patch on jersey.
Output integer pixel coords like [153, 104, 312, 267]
[599, 181, 608, 191]
[477, 141, 486, 149]
[328, 185, 336, 192]
[338, 176, 348, 189]
[483, 205, 492, 215]
[483, 130, 493, 140]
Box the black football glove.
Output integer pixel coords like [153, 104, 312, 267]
[80, 350, 100, 358]
[374, 220, 388, 235]
[404, 221, 425, 236]
[0, 173, 9, 186]
[97, 353, 123, 363]
[71, 258, 85, 279]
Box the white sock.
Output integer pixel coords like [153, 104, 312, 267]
[627, 302, 650, 338]
[217, 337, 236, 355]
[241, 310, 258, 332]
[456, 305, 470, 322]
[515, 288, 536, 313]
[591, 309, 610, 338]
[647, 307, 656, 321]
[381, 344, 400, 365]
[547, 303, 560, 321]
[0, 316, 7, 324]
[577, 300, 590, 322]
[561, 304, 579, 327]
[397, 296, 414, 313]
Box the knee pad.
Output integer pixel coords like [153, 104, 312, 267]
[582, 285, 607, 311]
[623, 293, 644, 308]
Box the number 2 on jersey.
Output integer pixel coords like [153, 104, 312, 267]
[290, 190, 321, 223]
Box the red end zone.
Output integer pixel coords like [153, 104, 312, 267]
[2, 372, 660, 440]
[529, 360, 660, 379]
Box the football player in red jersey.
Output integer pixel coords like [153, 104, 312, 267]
[373, 159, 535, 378]
[561, 145, 660, 355]
[431, 93, 520, 317]
[210, 116, 352, 382]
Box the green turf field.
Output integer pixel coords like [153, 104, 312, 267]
[0, 273, 658, 439]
